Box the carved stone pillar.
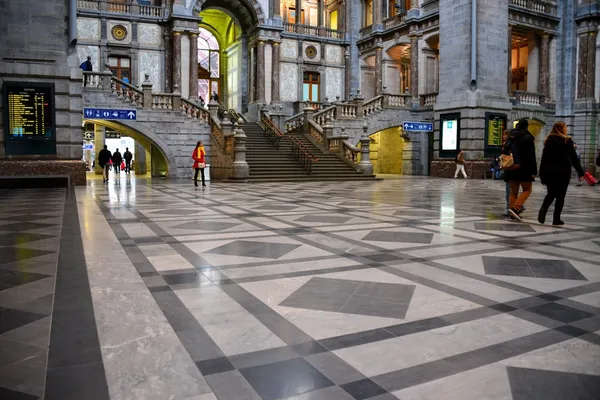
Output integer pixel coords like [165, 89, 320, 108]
[339, 0, 346, 32]
[272, 42, 280, 104]
[295, 0, 301, 23]
[273, 0, 281, 18]
[359, 122, 374, 176]
[374, 0, 382, 27]
[165, 31, 172, 92]
[318, 0, 323, 26]
[190, 32, 198, 100]
[375, 45, 383, 96]
[257, 40, 266, 103]
[172, 32, 182, 94]
[345, 48, 351, 99]
[539, 33, 549, 98]
[410, 34, 419, 98]
[507, 24, 512, 95]
[586, 31, 597, 98]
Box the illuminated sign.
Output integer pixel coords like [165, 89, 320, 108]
[486, 113, 506, 147]
[3, 82, 56, 155]
[442, 120, 458, 150]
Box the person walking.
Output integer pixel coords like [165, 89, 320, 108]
[123, 147, 133, 174]
[538, 122, 584, 226]
[192, 141, 206, 187]
[97, 145, 112, 183]
[454, 150, 468, 179]
[505, 119, 537, 221]
[112, 148, 123, 176]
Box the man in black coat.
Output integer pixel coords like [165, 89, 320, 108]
[123, 147, 133, 174]
[97, 145, 112, 183]
[505, 119, 537, 221]
[112, 148, 123, 176]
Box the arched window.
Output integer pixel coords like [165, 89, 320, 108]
[197, 28, 220, 102]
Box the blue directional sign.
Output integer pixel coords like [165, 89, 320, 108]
[84, 108, 137, 120]
[402, 121, 433, 132]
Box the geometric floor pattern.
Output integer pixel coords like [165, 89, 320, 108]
[2, 175, 600, 399]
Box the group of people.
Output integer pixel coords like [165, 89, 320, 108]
[502, 119, 587, 226]
[97, 145, 133, 183]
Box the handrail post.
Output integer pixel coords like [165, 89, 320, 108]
[232, 119, 250, 179]
[221, 111, 233, 136]
[358, 122, 373, 176]
[354, 90, 364, 122]
[101, 65, 112, 91]
[303, 106, 315, 132]
[323, 116, 334, 150]
[141, 73, 153, 109]
[172, 84, 181, 112]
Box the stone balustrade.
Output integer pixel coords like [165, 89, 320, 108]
[111, 77, 143, 107]
[363, 96, 384, 117]
[308, 122, 325, 146]
[513, 91, 545, 106]
[336, 103, 358, 119]
[285, 112, 305, 132]
[385, 94, 412, 108]
[422, 0, 440, 13]
[509, 0, 556, 15]
[420, 93, 438, 107]
[282, 23, 344, 40]
[77, 0, 165, 18]
[314, 106, 336, 127]
[383, 13, 407, 29]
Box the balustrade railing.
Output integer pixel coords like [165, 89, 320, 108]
[261, 115, 283, 149]
[383, 13, 407, 29]
[285, 112, 305, 132]
[282, 23, 344, 39]
[336, 103, 358, 119]
[151, 93, 176, 110]
[111, 77, 143, 107]
[513, 91, 545, 106]
[509, 0, 557, 15]
[308, 122, 325, 146]
[77, 0, 165, 18]
[299, 101, 323, 111]
[385, 93, 412, 107]
[290, 136, 318, 174]
[313, 106, 336, 127]
[363, 96, 384, 116]
[360, 25, 373, 36]
[420, 93, 438, 107]
[181, 98, 210, 122]
[82, 71, 106, 88]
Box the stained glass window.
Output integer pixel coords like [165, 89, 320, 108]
[197, 28, 220, 102]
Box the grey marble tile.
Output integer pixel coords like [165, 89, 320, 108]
[305, 352, 367, 385]
[204, 370, 262, 400]
[507, 366, 600, 400]
[526, 303, 595, 324]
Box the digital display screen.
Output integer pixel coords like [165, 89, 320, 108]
[3, 82, 56, 155]
[442, 119, 458, 151]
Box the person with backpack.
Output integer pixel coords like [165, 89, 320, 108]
[80, 56, 93, 87]
[454, 150, 468, 179]
[504, 119, 537, 221]
[538, 122, 584, 225]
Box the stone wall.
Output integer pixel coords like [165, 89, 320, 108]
[0, 0, 85, 183]
[0, 160, 87, 186]
[431, 160, 491, 179]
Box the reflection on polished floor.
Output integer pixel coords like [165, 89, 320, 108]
[1, 176, 600, 400]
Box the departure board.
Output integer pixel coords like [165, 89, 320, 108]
[3, 82, 56, 155]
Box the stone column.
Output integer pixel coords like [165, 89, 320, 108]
[577, 32, 589, 99]
[318, 0, 323, 27]
[134, 141, 147, 175]
[359, 122, 373, 175]
[375, 45, 383, 96]
[295, 0, 302, 23]
[272, 42, 280, 104]
[257, 40, 266, 103]
[507, 24, 512, 95]
[410, 34, 419, 98]
[232, 121, 250, 179]
[373, 0, 382, 28]
[586, 31, 597, 98]
[539, 33, 550, 98]
[273, 0, 281, 18]
[345, 49, 351, 99]
[189, 32, 198, 100]
[339, 0, 346, 32]
[172, 32, 182, 94]
[93, 125, 105, 175]
[165, 31, 172, 92]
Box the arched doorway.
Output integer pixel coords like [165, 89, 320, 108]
[364, 126, 406, 175]
[197, 27, 221, 104]
[84, 119, 172, 178]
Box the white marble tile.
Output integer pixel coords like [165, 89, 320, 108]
[147, 254, 195, 272]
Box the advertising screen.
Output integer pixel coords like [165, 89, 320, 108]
[441, 119, 458, 151]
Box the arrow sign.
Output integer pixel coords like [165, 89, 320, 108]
[83, 108, 137, 121]
[402, 121, 433, 132]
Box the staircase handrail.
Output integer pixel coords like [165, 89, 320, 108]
[384, 93, 412, 108]
[290, 136, 318, 174]
[181, 98, 210, 122]
[261, 114, 283, 149]
[363, 95, 384, 116]
[313, 105, 336, 127]
[229, 108, 246, 123]
[307, 120, 327, 150]
[328, 136, 360, 167]
[284, 112, 305, 132]
[83, 70, 112, 88]
[110, 76, 143, 107]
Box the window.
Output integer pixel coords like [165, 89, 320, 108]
[329, 9, 338, 30]
[287, 7, 305, 24]
[303, 72, 320, 102]
[108, 56, 131, 83]
[364, 0, 373, 27]
[197, 28, 220, 102]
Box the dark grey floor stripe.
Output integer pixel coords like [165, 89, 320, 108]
[45, 188, 110, 400]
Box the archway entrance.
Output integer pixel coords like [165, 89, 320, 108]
[83, 120, 171, 178]
[366, 126, 406, 175]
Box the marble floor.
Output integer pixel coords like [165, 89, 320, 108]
[1, 176, 600, 400]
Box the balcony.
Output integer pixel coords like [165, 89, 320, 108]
[77, 0, 165, 18]
[282, 23, 344, 40]
[509, 0, 557, 16]
[512, 91, 546, 107]
[382, 14, 407, 29]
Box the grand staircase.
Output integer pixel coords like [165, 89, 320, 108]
[241, 122, 376, 182]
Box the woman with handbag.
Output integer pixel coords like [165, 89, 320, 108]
[538, 122, 584, 226]
[192, 141, 206, 187]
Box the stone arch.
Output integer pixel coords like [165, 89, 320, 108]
[85, 119, 177, 177]
[509, 113, 549, 165]
[195, 0, 265, 31]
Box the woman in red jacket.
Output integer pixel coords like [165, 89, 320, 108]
[192, 141, 206, 187]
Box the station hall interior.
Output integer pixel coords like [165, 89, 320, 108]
[0, 0, 600, 400]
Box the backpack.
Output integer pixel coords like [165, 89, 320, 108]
[500, 136, 521, 170]
[80, 62, 88, 71]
